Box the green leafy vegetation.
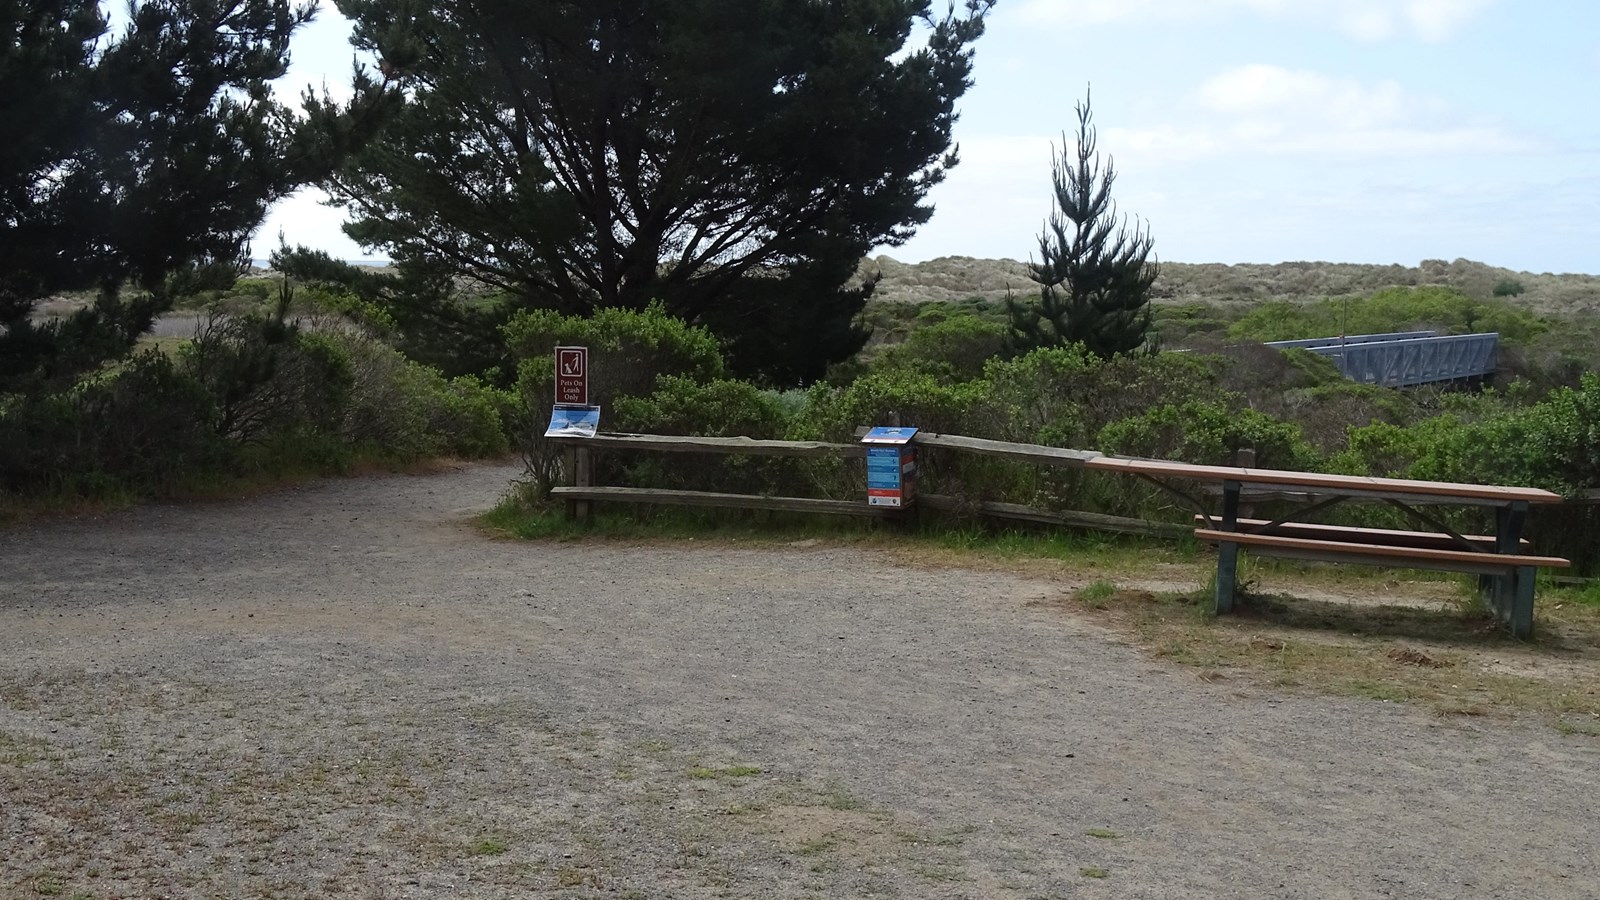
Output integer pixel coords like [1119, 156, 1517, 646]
[1, 0, 390, 395]
[1, 286, 510, 516]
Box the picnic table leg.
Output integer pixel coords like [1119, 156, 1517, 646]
[1486, 501, 1532, 637]
[1214, 480, 1242, 615]
[1511, 565, 1536, 638]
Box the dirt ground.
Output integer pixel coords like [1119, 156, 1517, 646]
[2, 463, 1597, 899]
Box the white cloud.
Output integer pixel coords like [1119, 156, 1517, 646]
[1404, 0, 1498, 42]
[1012, 0, 1498, 42]
[1101, 64, 1536, 163]
[1197, 65, 1416, 128]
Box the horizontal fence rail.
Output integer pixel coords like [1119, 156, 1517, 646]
[545, 428, 1590, 575]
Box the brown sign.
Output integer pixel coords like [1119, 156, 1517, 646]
[554, 346, 588, 406]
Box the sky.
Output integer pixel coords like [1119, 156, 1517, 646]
[256, 0, 1600, 274]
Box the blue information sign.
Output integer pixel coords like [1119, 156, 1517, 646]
[861, 427, 917, 508]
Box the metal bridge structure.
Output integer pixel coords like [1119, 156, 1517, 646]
[1266, 331, 1498, 387]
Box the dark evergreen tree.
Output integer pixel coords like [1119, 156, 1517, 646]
[1007, 90, 1159, 359]
[0, 0, 391, 392]
[310, 0, 994, 384]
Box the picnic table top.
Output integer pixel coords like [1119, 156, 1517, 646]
[1083, 456, 1563, 504]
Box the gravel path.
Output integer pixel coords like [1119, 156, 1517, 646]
[1, 463, 1596, 899]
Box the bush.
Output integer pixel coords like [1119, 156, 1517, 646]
[1335, 376, 1600, 496]
[613, 376, 790, 440]
[1492, 278, 1526, 297]
[0, 351, 223, 495]
[1228, 286, 1548, 346]
[1098, 401, 1313, 470]
[504, 301, 724, 403]
[790, 369, 983, 444]
[317, 328, 508, 461]
[978, 346, 1226, 446]
[181, 311, 352, 443]
[869, 313, 1007, 381]
[612, 377, 801, 494]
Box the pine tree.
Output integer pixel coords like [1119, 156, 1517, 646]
[1007, 90, 1159, 359]
[307, 0, 995, 384]
[0, 0, 390, 392]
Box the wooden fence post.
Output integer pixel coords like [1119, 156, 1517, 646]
[563, 445, 578, 521]
[575, 447, 594, 524]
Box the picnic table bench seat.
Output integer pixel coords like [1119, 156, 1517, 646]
[1191, 516, 1533, 553]
[1192, 528, 1569, 576]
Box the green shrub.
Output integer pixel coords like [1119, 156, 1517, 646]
[322, 329, 508, 460]
[504, 301, 724, 403]
[181, 312, 352, 443]
[1228, 286, 1548, 346]
[870, 313, 1007, 381]
[613, 376, 790, 440]
[612, 377, 803, 495]
[1097, 401, 1313, 470]
[0, 351, 223, 495]
[790, 370, 983, 444]
[1335, 376, 1600, 496]
[978, 346, 1226, 446]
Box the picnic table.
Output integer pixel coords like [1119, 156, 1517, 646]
[1080, 457, 1571, 637]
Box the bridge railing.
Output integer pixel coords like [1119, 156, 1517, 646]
[1266, 331, 1437, 351]
[1267, 332, 1498, 386]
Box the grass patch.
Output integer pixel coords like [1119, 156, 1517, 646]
[468, 838, 509, 856]
[794, 836, 839, 856]
[1075, 580, 1118, 608]
[1084, 828, 1120, 839]
[688, 764, 762, 780]
[477, 493, 1187, 577]
[821, 784, 864, 811]
[1074, 578, 1600, 728]
[1080, 866, 1109, 878]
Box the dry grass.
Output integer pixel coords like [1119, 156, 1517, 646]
[843, 527, 1600, 729]
[1039, 573, 1600, 730]
[860, 254, 1600, 313]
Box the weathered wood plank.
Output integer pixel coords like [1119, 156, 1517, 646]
[550, 486, 896, 517]
[1194, 516, 1532, 551]
[910, 433, 1102, 467]
[920, 494, 1187, 538]
[1091, 456, 1562, 504]
[1226, 544, 1527, 578]
[547, 432, 865, 458]
[1193, 529, 1570, 569]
